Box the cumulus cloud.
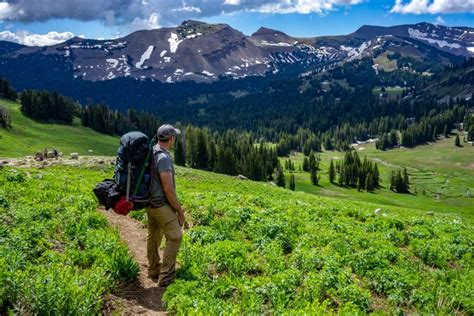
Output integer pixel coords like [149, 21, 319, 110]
[434, 15, 446, 24]
[0, 30, 75, 46]
[391, 0, 474, 15]
[254, 0, 364, 14]
[0, 0, 365, 27]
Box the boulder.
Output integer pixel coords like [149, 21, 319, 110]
[70, 153, 79, 159]
[427, 211, 434, 216]
[236, 174, 248, 180]
[34, 152, 44, 161]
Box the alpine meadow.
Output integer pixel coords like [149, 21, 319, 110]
[0, 2, 473, 315]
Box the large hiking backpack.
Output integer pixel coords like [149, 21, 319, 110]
[114, 131, 156, 209]
[93, 131, 156, 214]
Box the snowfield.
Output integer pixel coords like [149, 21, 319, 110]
[135, 45, 154, 69]
[168, 33, 183, 53]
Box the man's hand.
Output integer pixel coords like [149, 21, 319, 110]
[176, 208, 185, 227]
[160, 170, 185, 227]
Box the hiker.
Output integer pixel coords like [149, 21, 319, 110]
[146, 124, 185, 287]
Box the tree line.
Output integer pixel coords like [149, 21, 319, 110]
[0, 77, 17, 101]
[82, 103, 160, 138]
[20, 90, 80, 124]
[0, 78, 17, 129]
[175, 126, 280, 182]
[332, 151, 380, 192]
[389, 168, 410, 193]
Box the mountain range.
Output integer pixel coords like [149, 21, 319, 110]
[0, 20, 473, 84]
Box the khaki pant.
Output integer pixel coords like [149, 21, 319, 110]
[146, 204, 182, 286]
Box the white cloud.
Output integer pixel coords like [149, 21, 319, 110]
[0, 0, 365, 26]
[0, 30, 75, 46]
[391, 0, 474, 14]
[0, 2, 13, 19]
[127, 13, 161, 33]
[251, 0, 364, 14]
[224, 0, 241, 5]
[172, 1, 202, 13]
[434, 15, 446, 24]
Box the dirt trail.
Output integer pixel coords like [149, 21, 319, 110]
[98, 209, 167, 316]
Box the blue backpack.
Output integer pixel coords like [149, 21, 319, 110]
[114, 131, 156, 209]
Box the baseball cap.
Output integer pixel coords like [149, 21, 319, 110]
[157, 124, 181, 140]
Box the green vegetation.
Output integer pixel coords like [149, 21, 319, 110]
[0, 99, 118, 157]
[154, 167, 473, 314]
[0, 166, 138, 314]
[1, 151, 472, 314]
[283, 137, 474, 216]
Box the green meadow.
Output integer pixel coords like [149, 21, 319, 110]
[282, 136, 474, 216]
[0, 99, 118, 158]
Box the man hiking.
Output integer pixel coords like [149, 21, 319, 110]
[147, 124, 185, 287]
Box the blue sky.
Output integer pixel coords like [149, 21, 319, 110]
[0, 0, 473, 45]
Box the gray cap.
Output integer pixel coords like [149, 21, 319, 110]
[157, 124, 181, 140]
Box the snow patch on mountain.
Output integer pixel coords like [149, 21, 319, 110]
[168, 33, 183, 53]
[260, 40, 292, 47]
[186, 32, 202, 39]
[408, 28, 461, 49]
[106, 58, 119, 68]
[202, 70, 215, 77]
[467, 47, 474, 53]
[347, 41, 371, 60]
[135, 45, 154, 69]
[160, 50, 167, 57]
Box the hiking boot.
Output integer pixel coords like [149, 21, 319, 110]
[157, 278, 175, 288]
[147, 272, 160, 281]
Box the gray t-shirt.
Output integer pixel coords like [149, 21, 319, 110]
[150, 145, 176, 205]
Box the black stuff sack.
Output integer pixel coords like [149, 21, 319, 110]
[93, 179, 123, 210]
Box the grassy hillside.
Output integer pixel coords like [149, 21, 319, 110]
[0, 165, 139, 314]
[0, 99, 118, 158]
[2, 164, 472, 314]
[282, 137, 474, 216]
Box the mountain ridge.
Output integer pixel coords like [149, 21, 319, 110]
[0, 21, 472, 85]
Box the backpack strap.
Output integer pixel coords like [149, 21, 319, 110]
[132, 135, 157, 196]
[126, 162, 132, 201]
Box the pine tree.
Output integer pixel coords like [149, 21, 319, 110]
[373, 163, 380, 187]
[275, 163, 286, 188]
[289, 174, 295, 191]
[443, 124, 449, 138]
[302, 157, 309, 172]
[403, 168, 410, 193]
[455, 134, 461, 147]
[366, 172, 374, 191]
[328, 159, 336, 184]
[396, 170, 404, 193]
[389, 171, 396, 191]
[174, 135, 186, 166]
[310, 167, 319, 185]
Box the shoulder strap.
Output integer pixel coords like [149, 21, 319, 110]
[132, 136, 157, 196]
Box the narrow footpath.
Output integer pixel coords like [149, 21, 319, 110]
[98, 209, 167, 316]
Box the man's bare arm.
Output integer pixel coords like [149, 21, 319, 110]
[160, 171, 185, 225]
